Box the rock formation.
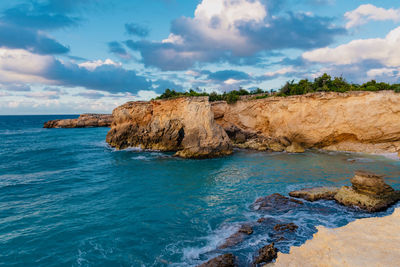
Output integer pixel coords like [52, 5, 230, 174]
[251, 193, 303, 213]
[197, 254, 237, 267]
[212, 91, 400, 154]
[289, 187, 339, 202]
[334, 171, 400, 212]
[106, 97, 232, 159]
[289, 171, 400, 212]
[253, 243, 278, 265]
[218, 224, 253, 249]
[44, 114, 113, 128]
[272, 208, 400, 267]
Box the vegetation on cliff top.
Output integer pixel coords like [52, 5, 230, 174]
[155, 73, 400, 103]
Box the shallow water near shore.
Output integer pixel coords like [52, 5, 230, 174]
[0, 115, 399, 266]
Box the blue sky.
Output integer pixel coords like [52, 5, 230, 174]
[0, 0, 399, 114]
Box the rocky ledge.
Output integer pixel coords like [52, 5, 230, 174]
[290, 171, 400, 212]
[44, 114, 113, 128]
[106, 97, 232, 159]
[271, 208, 400, 267]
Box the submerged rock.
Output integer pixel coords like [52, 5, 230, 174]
[198, 254, 237, 267]
[43, 114, 113, 128]
[219, 224, 253, 249]
[274, 223, 298, 232]
[253, 243, 278, 265]
[334, 171, 400, 212]
[289, 187, 340, 202]
[251, 193, 303, 213]
[285, 142, 305, 153]
[106, 97, 232, 159]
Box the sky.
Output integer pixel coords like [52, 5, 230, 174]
[0, 0, 399, 114]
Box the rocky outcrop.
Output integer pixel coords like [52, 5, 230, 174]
[44, 114, 113, 128]
[334, 171, 400, 212]
[271, 208, 400, 267]
[219, 224, 253, 249]
[251, 193, 303, 213]
[253, 243, 278, 265]
[289, 187, 340, 202]
[212, 91, 400, 154]
[289, 171, 400, 212]
[198, 254, 237, 267]
[106, 97, 232, 159]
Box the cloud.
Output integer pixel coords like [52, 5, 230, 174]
[125, 23, 150, 37]
[345, 4, 400, 29]
[0, 83, 31, 92]
[303, 26, 400, 68]
[108, 41, 132, 60]
[0, 22, 69, 54]
[263, 67, 296, 77]
[75, 90, 106, 99]
[126, 0, 344, 70]
[0, 48, 152, 94]
[153, 79, 184, 93]
[208, 70, 251, 81]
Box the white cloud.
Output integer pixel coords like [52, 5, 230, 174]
[224, 78, 240, 85]
[345, 4, 400, 29]
[264, 67, 295, 77]
[302, 26, 400, 67]
[78, 59, 121, 71]
[367, 67, 400, 78]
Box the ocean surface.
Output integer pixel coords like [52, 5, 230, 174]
[0, 115, 399, 267]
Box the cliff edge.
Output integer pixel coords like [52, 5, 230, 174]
[212, 91, 400, 154]
[106, 97, 232, 159]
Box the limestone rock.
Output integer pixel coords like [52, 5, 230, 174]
[253, 243, 278, 265]
[218, 224, 253, 249]
[106, 97, 232, 159]
[198, 254, 237, 267]
[212, 91, 400, 154]
[44, 114, 113, 128]
[334, 171, 400, 212]
[272, 208, 400, 267]
[289, 187, 340, 202]
[285, 142, 305, 153]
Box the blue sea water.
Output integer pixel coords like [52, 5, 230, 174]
[0, 115, 399, 266]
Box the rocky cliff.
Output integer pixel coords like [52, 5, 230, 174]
[44, 114, 113, 128]
[212, 91, 400, 154]
[271, 208, 400, 267]
[106, 97, 232, 159]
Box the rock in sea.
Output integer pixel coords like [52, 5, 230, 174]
[44, 114, 113, 128]
[197, 254, 237, 267]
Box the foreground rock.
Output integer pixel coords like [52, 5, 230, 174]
[253, 243, 278, 265]
[106, 97, 232, 159]
[212, 91, 400, 154]
[289, 187, 339, 202]
[334, 171, 400, 212]
[219, 224, 253, 249]
[271, 208, 400, 267]
[198, 254, 237, 267]
[44, 114, 113, 128]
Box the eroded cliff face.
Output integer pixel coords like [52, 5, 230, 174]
[106, 97, 232, 158]
[44, 114, 113, 128]
[212, 91, 400, 154]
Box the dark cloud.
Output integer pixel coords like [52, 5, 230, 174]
[0, 23, 69, 54]
[126, 11, 345, 71]
[1, 84, 31, 92]
[108, 41, 132, 60]
[208, 70, 251, 81]
[125, 23, 150, 37]
[44, 59, 152, 94]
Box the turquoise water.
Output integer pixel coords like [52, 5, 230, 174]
[0, 115, 399, 266]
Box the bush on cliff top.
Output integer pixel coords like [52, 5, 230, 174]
[155, 74, 400, 103]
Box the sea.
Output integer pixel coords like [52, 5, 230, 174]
[0, 115, 399, 266]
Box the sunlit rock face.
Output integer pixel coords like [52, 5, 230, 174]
[44, 114, 113, 128]
[212, 91, 400, 154]
[106, 97, 232, 159]
[272, 208, 400, 267]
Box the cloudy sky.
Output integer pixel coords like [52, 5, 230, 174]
[0, 0, 399, 114]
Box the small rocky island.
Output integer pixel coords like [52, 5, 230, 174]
[44, 114, 113, 128]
